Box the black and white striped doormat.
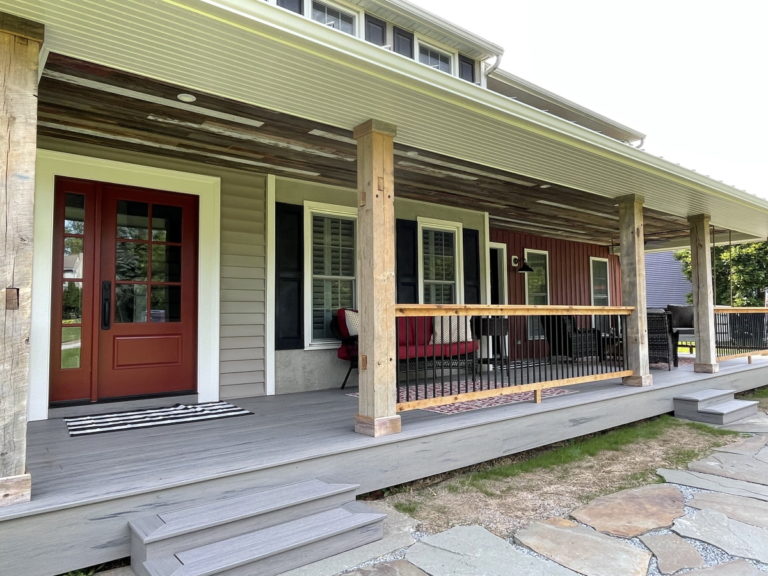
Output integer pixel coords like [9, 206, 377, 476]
[64, 401, 252, 436]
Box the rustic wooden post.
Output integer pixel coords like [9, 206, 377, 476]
[352, 120, 400, 436]
[0, 13, 44, 505]
[688, 214, 719, 373]
[618, 195, 652, 387]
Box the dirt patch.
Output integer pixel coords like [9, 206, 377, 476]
[376, 424, 742, 538]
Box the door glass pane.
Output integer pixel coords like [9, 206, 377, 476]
[152, 205, 183, 242]
[63, 238, 84, 279]
[116, 242, 148, 280]
[61, 326, 81, 369]
[151, 285, 181, 322]
[422, 228, 456, 304]
[64, 193, 85, 234]
[151, 245, 181, 282]
[116, 200, 149, 240]
[525, 251, 549, 338]
[115, 284, 147, 323]
[62, 281, 83, 322]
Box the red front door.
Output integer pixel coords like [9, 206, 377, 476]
[50, 177, 199, 404]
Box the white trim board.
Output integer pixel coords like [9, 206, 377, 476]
[30, 150, 221, 420]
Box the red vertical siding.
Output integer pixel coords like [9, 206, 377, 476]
[490, 229, 622, 307]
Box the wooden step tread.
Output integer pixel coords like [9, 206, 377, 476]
[132, 479, 357, 542]
[144, 505, 385, 576]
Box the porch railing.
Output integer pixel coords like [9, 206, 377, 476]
[395, 304, 634, 412]
[715, 307, 768, 361]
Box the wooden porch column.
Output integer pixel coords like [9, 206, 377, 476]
[352, 120, 400, 437]
[0, 13, 44, 505]
[618, 195, 652, 387]
[689, 214, 719, 373]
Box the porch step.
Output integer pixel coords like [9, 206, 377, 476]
[130, 479, 384, 576]
[673, 389, 759, 425]
[142, 503, 384, 576]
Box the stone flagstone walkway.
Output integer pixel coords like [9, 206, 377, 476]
[294, 413, 768, 576]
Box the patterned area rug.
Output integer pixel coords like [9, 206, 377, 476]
[64, 401, 252, 436]
[348, 387, 573, 415]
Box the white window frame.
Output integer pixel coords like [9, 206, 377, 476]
[303, 201, 357, 349]
[590, 257, 610, 307]
[488, 242, 508, 305]
[524, 249, 550, 339]
[415, 38, 455, 74]
[590, 256, 611, 331]
[417, 217, 464, 304]
[308, 0, 362, 36]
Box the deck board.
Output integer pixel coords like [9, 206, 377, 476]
[2, 357, 768, 575]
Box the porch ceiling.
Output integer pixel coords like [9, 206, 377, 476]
[38, 54, 687, 246]
[6, 0, 768, 246]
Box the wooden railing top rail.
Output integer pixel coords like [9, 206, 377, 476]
[394, 304, 635, 317]
[714, 307, 768, 314]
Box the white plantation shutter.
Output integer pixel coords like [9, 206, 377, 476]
[312, 214, 355, 340]
[422, 228, 456, 304]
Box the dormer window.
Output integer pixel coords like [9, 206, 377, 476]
[418, 43, 451, 74]
[311, 1, 355, 35]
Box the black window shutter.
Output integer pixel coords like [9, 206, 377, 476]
[463, 228, 481, 304]
[396, 219, 418, 303]
[275, 203, 304, 349]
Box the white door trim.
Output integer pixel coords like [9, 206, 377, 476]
[30, 149, 221, 420]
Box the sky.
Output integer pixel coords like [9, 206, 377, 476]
[410, 0, 767, 199]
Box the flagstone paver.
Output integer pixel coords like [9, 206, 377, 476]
[514, 518, 651, 576]
[639, 533, 705, 574]
[681, 559, 764, 575]
[713, 434, 767, 456]
[342, 560, 429, 576]
[658, 468, 768, 501]
[689, 491, 768, 529]
[672, 508, 768, 563]
[571, 484, 684, 537]
[405, 525, 578, 576]
[688, 451, 768, 485]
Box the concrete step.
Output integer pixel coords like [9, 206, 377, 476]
[699, 399, 760, 425]
[674, 388, 736, 420]
[130, 479, 358, 573]
[142, 503, 385, 576]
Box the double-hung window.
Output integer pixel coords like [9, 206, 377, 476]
[524, 249, 549, 339]
[304, 203, 356, 347]
[418, 218, 463, 304]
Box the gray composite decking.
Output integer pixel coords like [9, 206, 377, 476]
[2, 356, 768, 575]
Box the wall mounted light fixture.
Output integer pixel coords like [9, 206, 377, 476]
[511, 255, 534, 273]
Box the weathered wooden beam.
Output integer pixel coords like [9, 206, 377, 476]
[0, 12, 44, 42]
[688, 214, 719, 373]
[1, 14, 43, 505]
[618, 195, 652, 387]
[353, 120, 400, 437]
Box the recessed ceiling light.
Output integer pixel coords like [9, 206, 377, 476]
[177, 93, 197, 103]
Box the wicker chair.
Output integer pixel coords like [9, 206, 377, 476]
[647, 309, 674, 370]
[539, 315, 603, 360]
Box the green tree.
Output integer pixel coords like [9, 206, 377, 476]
[675, 242, 768, 306]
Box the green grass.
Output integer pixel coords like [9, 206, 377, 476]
[468, 415, 684, 483]
[393, 500, 420, 515]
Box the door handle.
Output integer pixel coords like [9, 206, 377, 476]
[101, 281, 111, 330]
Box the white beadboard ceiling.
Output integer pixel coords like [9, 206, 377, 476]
[5, 0, 768, 240]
